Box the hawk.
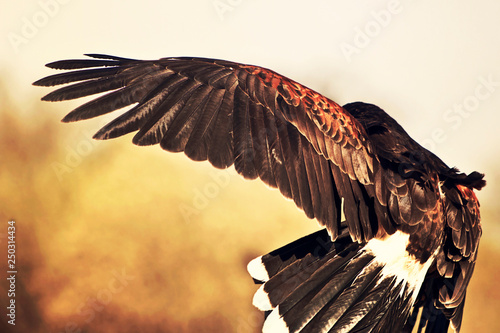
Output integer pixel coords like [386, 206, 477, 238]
[34, 54, 485, 332]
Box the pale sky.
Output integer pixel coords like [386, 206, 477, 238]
[2, 0, 500, 235]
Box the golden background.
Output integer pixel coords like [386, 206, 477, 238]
[1, 1, 499, 332]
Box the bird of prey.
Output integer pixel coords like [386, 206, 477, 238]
[34, 54, 485, 333]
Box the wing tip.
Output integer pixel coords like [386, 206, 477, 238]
[263, 308, 289, 333]
[247, 256, 269, 282]
[92, 130, 109, 140]
[252, 284, 273, 311]
[40, 92, 65, 102]
[61, 112, 78, 123]
[32, 78, 50, 87]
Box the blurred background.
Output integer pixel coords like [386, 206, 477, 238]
[1, 0, 499, 332]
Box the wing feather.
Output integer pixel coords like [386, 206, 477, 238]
[180, 86, 223, 159]
[33, 54, 465, 247]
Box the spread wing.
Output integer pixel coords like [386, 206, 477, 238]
[35, 54, 483, 330]
[33, 54, 440, 243]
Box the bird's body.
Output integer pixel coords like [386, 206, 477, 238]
[34, 54, 484, 332]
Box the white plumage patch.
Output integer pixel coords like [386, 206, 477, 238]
[262, 307, 289, 333]
[365, 230, 437, 302]
[247, 256, 269, 282]
[247, 256, 276, 311]
[252, 284, 273, 311]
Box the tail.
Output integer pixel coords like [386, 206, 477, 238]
[247, 226, 437, 332]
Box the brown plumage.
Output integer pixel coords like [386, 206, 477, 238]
[34, 54, 485, 332]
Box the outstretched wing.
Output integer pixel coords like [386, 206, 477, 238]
[35, 54, 483, 331]
[33, 54, 438, 243]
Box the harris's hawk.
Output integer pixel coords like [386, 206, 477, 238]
[34, 54, 485, 332]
